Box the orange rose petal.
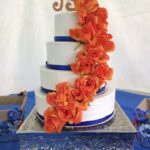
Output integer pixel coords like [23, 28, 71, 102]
[69, 29, 80, 41]
[73, 110, 82, 124]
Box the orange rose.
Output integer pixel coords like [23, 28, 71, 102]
[69, 27, 92, 43]
[56, 82, 71, 95]
[83, 8, 108, 28]
[74, 0, 99, 15]
[95, 7, 108, 23]
[44, 107, 65, 133]
[75, 75, 100, 95]
[85, 44, 103, 60]
[57, 102, 83, 124]
[71, 56, 95, 75]
[57, 107, 74, 122]
[87, 48, 110, 62]
[47, 92, 59, 107]
[70, 23, 96, 43]
[85, 44, 110, 62]
[71, 88, 85, 102]
[96, 32, 115, 52]
[72, 88, 93, 110]
[71, 88, 90, 104]
[79, 25, 93, 43]
[94, 63, 113, 80]
[47, 92, 70, 107]
[47, 82, 75, 108]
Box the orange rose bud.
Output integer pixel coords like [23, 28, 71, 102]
[103, 40, 115, 52]
[44, 107, 65, 133]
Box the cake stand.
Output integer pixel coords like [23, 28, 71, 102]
[17, 102, 136, 150]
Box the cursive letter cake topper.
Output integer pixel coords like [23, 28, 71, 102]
[53, 0, 75, 11]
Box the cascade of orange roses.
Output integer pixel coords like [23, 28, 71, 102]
[44, 0, 115, 133]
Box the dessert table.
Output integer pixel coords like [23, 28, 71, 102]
[0, 90, 150, 150]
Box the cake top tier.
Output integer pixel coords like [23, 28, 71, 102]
[55, 12, 78, 37]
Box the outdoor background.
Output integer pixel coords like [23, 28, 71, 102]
[0, 0, 149, 95]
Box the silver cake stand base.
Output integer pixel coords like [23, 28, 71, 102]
[17, 102, 136, 150]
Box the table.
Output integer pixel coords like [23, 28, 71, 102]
[0, 90, 150, 150]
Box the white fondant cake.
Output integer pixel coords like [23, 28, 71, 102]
[35, 11, 115, 128]
[35, 86, 115, 123]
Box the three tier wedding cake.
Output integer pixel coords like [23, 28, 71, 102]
[35, 0, 115, 133]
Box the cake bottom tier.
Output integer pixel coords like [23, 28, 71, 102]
[35, 86, 116, 127]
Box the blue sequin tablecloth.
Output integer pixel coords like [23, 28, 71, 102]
[17, 102, 136, 150]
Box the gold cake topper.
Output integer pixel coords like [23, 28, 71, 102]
[53, 0, 75, 11]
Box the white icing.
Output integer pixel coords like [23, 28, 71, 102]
[35, 86, 115, 122]
[55, 12, 78, 37]
[40, 66, 78, 90]
[47, 42, 81, 65]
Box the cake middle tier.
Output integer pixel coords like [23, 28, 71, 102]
[40, 66, 106, 94]
[40, 66, 78, 91]
[47, 42, 81, 65]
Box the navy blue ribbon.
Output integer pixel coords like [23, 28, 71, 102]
[97, 86, 106, 95]
[40, 87, 55, 94]
[54, 36, 77, 42]
[36, 111, 114, 127]
[65, 111, 114, 127]
[46, 62, 71, 71]
[41, 86, 106, 95]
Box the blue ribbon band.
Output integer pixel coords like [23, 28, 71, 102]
[65, 111, 114, 127]
[54, 36, 77, 42]
[36, 111, 114, 127]
[41, 87, 55, 94]
[41, 86, 106, 95]
[97, 86, 106, 95]
[46, 62, 71, 71]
